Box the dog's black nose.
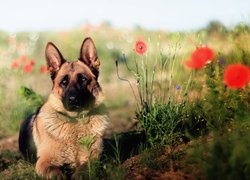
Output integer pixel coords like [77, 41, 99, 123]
[68, 96, 78, 104]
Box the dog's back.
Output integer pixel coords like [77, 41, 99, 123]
[18, 113, 37, 163]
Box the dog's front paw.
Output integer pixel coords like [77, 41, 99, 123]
[36, 166, 65, 179]
[46, 167, 65, 179]
[36, 158, 65, 179]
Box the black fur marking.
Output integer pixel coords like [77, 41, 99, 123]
[18, 107, 41, 163]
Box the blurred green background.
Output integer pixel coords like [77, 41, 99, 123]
[0, 1, 250, 179]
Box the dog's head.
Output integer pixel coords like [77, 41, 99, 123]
[45, 37, 102, 114]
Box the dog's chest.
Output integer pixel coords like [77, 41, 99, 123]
[33, 114, 108, 165]
[42, 115, 108, 140]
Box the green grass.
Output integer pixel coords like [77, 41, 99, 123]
[189, 119, 250, 179]
[0, 160, 41, 180]
[138, 147, 166, 170]
[137, 102, 186, 147]
[0, 22, 249, 179]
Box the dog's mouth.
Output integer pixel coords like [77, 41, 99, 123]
[64, 103, 83, 112]
[62, 93, 96, 112]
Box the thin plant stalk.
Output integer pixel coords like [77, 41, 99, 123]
[115, 60, 139, 110]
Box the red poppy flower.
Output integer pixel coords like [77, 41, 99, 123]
[223, 64, 250, 89]
[11, 60, 20, 69]
[19, 55, 27, 63]
[23, 64, 33, 73]
[185, 58, 205, 70]
[135, 40, 147, 55]
[40, 65, 48, 73]
[185, 46, 215, 69]
[27, 59, 35, 66]
[23, 60, 35, 73]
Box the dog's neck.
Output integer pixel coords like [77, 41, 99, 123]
[56, 111, 88, 123]
[55, 104, 107, 123]
[39, 94, 107, 123]
[36, 101, 109, 141]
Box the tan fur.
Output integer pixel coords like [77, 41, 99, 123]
[30, 38, 108, 178]
[32, 93, 108, 178]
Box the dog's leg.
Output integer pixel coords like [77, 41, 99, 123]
[35, 156, 65, 179]
[72, 137, 102, 178]
[90, 137, 103, 160]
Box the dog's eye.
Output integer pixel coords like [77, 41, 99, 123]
[60, 75, 69, 87]
[81, 76, 87, 82]
[78, 74, 88, 83]
[62, 80, 68, 85]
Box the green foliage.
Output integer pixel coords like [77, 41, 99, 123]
[0, 150, 20, 173]
[138, 147, 166, 170]
[108, 134, 122, 165]
[77, 134, 125, 180]
[0, 160, 41, 180]
[78, 160, 125, 180]
[137, 102, 185, 147]
[118, 39, 194, 148]
[9, 86, 44, 133]
[204, 20, 227, 35]
[78, 135, 96, 151]
[201, 59, 250, 130]
[137, 100, 208, 147]
[18, 86, 44, 106]
[0, 23, 250, 179]
[190, 120, 250, 180]
[102, 163, 125, 180]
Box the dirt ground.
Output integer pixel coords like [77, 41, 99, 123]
[0, 108, 200, 180]
[0, 135, 19, 153]
[0, 136, 199, 180]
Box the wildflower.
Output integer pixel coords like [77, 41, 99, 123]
[19, 55, 27, 63]
[11, 60, 20, 69]
[23, 60, 35, 73]
[40, 65, 48, 73]
[185, 58, 204, 70]
[135, 40, 147, 55]
[176, 85, 181, 90]
[223, 64, 250, 89]
[23, 64, 33, 73]
[192, 47, 214, 64]
[185, 46, 215, 69]
[28, 59, 35, 66]
[219, 57, 226, 66]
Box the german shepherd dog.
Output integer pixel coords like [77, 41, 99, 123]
[18, 37, 109, 178]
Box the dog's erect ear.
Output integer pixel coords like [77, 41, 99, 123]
[79, 37, 100, 78]
[45, 42, 65, 79]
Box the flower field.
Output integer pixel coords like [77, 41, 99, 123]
[0, 22, 250, 179]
